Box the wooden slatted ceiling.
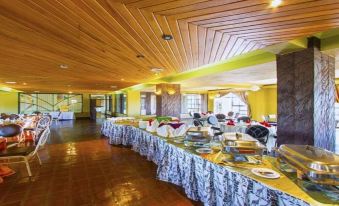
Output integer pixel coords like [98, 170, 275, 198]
[0, 0, 339, 93]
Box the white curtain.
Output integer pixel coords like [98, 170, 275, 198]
[233, 91, 251, 118]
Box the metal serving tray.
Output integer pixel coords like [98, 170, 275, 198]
[277, 144, 339, 186]
[184, 127, 210, 143]
[221, 133, 266, 162]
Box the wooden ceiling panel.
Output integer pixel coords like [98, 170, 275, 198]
[0, 0, 338, 92]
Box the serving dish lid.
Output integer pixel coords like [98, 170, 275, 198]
[222, 133, 265, 149]
[278, 144, 339, 173]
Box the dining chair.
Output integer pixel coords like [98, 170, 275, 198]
[0, 124, 24, 145]
[0, 128, 50, 177]
[237, 116, 251, 123]
[215, 113, 226, 122]
[9, 114, 20, 120]
[207, 116, 223, 137]
[245, 125, 270, 145]
[193, 119, 203, 127]
[51, 112, 61, 124]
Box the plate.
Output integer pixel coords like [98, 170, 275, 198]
[251, 168, 280, 179]
[196, 148, 212, 154]
[173, 139, 184, 143]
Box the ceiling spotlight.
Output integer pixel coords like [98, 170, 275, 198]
[162, 34, 173, 41]
[23, 82, 27, 85]
[121, 78, 125, 81]
[111, 85, 117, 89]
[5, 81, 16, 84]
[68, 91, 73, 94]
[59, 64, 69, 69]
[136, 54, 145, 58]
[34, 91, 40, 93]
[270, 0, 282, 8]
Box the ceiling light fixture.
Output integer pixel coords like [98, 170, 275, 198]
[5, 81, 16, 84]
[136, 54, 145, 58]
[34, 91, 40, 93]
[150, 68, 164, 76]
[270, 0, 282, 8]
[162, 34, 173, 41]
[121, 78, 125, 81]
[23, 82, 27, 85]
[250, 85, 261, 91]
[68, 91, 73, 94]
[59, 64, 69, 69]
[111, 86, 117, 89]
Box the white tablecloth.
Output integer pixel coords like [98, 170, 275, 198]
[49, 112, 75, 120]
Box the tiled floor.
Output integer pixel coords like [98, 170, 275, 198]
[0, 119, 201, 206]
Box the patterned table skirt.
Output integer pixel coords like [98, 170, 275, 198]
[101, 121, 310, 206]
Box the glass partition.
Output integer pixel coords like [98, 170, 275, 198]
[19, 93, 83, 114]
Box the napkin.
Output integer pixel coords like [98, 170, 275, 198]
[227, 120, 235, 126]
[168, 124, 188, 138]
[146, 120, 159, 132]
[156, 125, 168, 137]
[0, 165, 15, 178]
[259, 121, 271, 127]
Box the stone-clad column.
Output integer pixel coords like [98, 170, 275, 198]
[277, 37, 336, 151]
[156, 84, 181, 117]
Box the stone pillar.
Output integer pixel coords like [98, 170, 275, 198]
[144, 92, 152, 115]
[156, 84, 181, 117]
[277, 37, 336, 151]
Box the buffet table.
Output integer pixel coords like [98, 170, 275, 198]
[49, 112, 75, 120]
[101, 120, 337, 206]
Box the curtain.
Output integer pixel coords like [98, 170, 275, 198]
[233, 91, 252, 118]
[200, 94, 208, 112]
[336, 85, 339, 103]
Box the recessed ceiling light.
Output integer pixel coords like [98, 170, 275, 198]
[111, 85, 117, 88]
[34, 91, 40, 93]
[23, 82, 27, 85]
[67, 84, 71, 87]
[162, 34, 173, 41]
[68, 91, 73, 94]
[121, 78, 125, 81]
[270, 0, 282, 8]
[5, 81, 16, 84]
[59, 64, 69, 69]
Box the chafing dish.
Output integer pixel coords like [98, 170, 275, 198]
[221, 133, 266, 162]
[185, 127, 210, 143]
[277, 144, 339, 186]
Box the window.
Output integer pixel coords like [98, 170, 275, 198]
[182, 94, 201, 114]
[214, 93, 248, 116]
[19, 93, 83, 114]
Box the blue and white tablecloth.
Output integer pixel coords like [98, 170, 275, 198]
[101, 121, 310, 206]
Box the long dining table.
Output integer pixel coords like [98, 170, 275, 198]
[101, 120, 337, 206]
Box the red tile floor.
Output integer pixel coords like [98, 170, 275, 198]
[0, 120, 201, 206]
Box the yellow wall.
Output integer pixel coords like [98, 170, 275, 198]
[248, 88, 277, 121]
[0, 92, 19, 114]
[127, 91, 141, 116]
